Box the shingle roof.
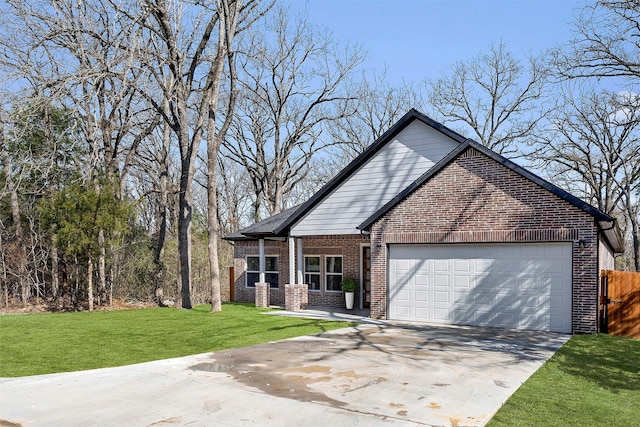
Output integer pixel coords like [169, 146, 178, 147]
[223, 205, 300, 240]
[357, 139, 624, 252]
[224, 108, 623, 253]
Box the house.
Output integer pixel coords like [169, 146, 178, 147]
[224, 109, 623, 334]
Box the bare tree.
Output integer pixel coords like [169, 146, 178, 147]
[548, 0, 640, 270]
[135, 0, 271, 309]
[532, 85, 640, 270]
[552, 0, 640, 81]
[216, 156, 252, 232]
[222, 5, 364, 220]
[328, 69, 420, 164]
[1, 0, 160, 309]
[425, 42, 548, 155]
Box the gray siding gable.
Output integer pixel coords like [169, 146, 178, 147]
[290, 120, 459, 236]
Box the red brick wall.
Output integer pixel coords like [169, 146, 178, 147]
[370, 148, 600, 333]
[232, 235, 369, 309]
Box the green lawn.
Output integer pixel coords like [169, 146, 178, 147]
[488, 334, 640, 426]
[0, 303, 355, 377]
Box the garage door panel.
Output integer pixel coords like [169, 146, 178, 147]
[433, 291, 450, 303]
[433, 275, 449, 286]
[454, 259, 471, 272]
[433, 308, 450, 321]
[394, 289, 410, 302]
[453, 291, 469, 303]
[433, 259, 449, 271]
[474, 276, 495, 290]
[548, 295, 566, 309]
[495, 292, 516, 307]
[453, 275, 471, 288]
[414, 290, 429, 302]
[388, 243, 572, 333]
[474, 259, 492, 273]
[414, 307, 430, 320]
[394, 305, 410, 318]
[414, 273, 429, 286]
[493, 311, 517, 327]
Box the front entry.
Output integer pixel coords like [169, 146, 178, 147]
[362, 246, 371, 309]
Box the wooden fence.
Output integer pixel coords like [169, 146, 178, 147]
[600, 270, 640, 339]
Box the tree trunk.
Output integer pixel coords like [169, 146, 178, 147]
[1, 231, 7, 307]
[154, 120, 171, 305]
[98, 229, 106, 306]
[177, 164, 193, 309]
[51, 234, 59, 299]
[208, 176, 222, 312]
[207, 0, 243, 312]
[109, 249, 114, 307]
[87, 251, 94, 311]
[208, 111, 223, 313]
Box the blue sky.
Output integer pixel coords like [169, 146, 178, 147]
[286, 0, 584, 85]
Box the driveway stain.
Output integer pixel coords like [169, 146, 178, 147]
[190, 342, 348, 407]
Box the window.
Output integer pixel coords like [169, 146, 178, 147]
[325, 256, 343, 291]
[246, 256, 279, 289]
[304, 256, 321, 291]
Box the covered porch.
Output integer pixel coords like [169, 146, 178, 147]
[251, 234, 372, 312]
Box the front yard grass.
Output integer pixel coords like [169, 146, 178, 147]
[488, 333, 640, 426]
[0, 303, 355, 377]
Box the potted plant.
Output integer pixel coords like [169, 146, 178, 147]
[340, 277, 358, 309]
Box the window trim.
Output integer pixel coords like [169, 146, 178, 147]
[303, 255, 321, 292]
[245, 255, 279, 289]
[324, 255, 343, 293]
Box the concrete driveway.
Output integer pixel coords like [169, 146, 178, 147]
[0, 323, 568, 427]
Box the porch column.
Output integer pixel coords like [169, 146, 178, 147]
[296, 237, 303, 285]
[296, 238, 307, 310]
[258, 238, 265, 283]
[255, 238, 269, 308]
[288, 236, 296, 285]
[285, 235, 299, 311]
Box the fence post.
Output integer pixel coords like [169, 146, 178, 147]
[599, 270, 608, 333]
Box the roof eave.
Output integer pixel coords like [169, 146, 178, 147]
[598, 220, 625, 254]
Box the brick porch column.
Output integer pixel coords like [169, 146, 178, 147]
[255, 282, 269, 308]
[284, 284, 298, 311]
[297, 283, 308, 309]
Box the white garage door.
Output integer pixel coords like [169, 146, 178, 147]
[388, 243, 572, 332]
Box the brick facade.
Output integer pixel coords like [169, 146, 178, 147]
[231, 147, 615, 334]
[232, 235, 369, 309]
[369, 148, 603, 333]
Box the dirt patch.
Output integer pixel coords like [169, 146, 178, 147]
[0, 297, 155, 315]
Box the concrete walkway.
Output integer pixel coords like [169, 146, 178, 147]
[262, 305, 384, 324]
[0, 322, 569, 427]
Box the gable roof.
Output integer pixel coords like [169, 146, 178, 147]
[271, 109, 468, 235]
[357, 139, 624, 253]
[225, 108, 467, 241]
